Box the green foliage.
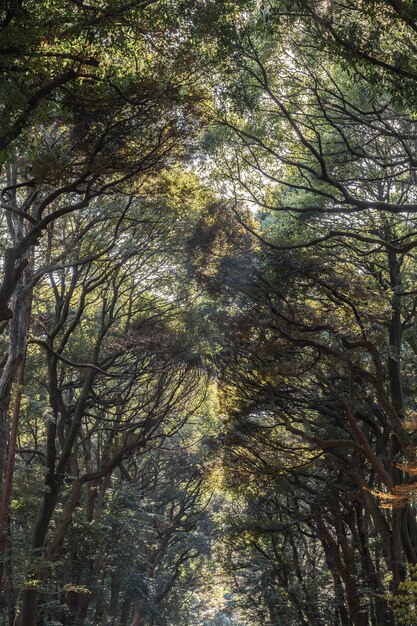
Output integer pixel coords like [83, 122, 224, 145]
[3, 1, 417, 625]
[388, 566, 417, 625]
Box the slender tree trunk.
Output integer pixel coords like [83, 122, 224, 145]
[386, 249, 416, 582]
[18, 369, 96, 626]
[4, 521, 16, 626]
[108, 574, 121, 625]
[76, 592, 92, 625]
[317, 515, 366, 626]
[0, 353, 26, 587]
[0, 254, 33, 487]
[120, 595, 133, 626]
[93, 592, 105, 624]
[130, 600, 145, 626]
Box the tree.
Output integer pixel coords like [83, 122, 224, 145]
[189, 8, 417, 622]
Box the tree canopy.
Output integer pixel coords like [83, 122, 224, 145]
[2, 1, 417, 625]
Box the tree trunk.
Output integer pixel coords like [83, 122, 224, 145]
[119, 595, 133, 626]
[130, 601, 145, 626]
[18, 370, 96, 626]
[0, 353, 26, 587]
[0, 254, 32, 486]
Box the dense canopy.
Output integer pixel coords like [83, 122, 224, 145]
[2, 1, 417, 625]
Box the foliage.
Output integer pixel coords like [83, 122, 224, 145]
[3, 1, 417, 625]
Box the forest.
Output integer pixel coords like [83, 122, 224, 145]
[2, 1, 417, 625]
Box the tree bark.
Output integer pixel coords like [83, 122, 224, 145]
[0, 352, 26, 587]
